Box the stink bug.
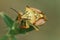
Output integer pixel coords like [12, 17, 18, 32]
[10, 5, 47, 31]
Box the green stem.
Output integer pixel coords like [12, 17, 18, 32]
[7, 33, 16, 40]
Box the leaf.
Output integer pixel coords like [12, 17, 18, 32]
[0, 35, 8, 40]
[0, 34, 17, 40]
[9, 36, 17, 40]
[0, 12, 14, 28]
[12, 37, 16, 40]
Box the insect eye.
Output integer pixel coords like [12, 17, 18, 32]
[40, 14, 44, 17]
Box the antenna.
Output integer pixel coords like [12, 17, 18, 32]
[10, 8, 20, 15]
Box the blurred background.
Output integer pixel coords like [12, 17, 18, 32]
[0, 0, 60, 40]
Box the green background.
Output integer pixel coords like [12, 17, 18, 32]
[0, 0, 60, 40]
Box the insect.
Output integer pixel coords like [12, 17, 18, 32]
[11, 5, 47, 31]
